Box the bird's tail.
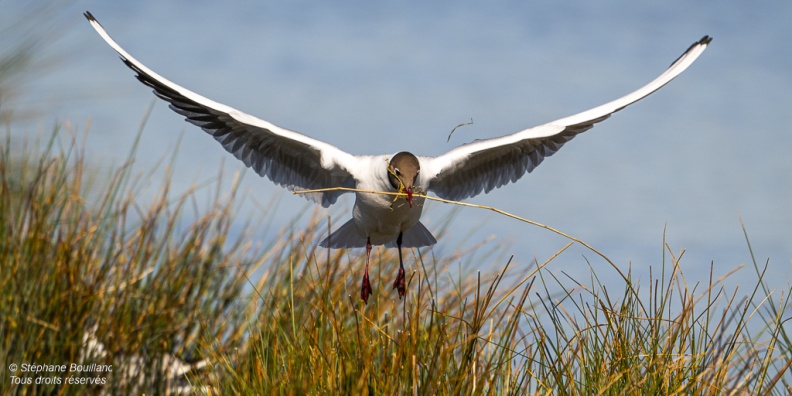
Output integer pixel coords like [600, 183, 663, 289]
[319, 220, 437, 249]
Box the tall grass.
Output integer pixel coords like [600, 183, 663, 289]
[1, 127, 790, 395]
[1, 128, 259, 394]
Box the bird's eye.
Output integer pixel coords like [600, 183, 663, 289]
[394, 168, 401, 176]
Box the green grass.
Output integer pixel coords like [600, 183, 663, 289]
[1, 128, 790, 395]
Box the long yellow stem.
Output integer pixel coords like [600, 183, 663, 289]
[292, 187, 629, 282]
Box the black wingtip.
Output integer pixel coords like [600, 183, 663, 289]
[669, 35, 713, 67]
[687, 35, 713, 53]
[84, 11, 95, 22]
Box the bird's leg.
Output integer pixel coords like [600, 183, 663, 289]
[393, 232, 406, 299]
[361, 237, 373, 304]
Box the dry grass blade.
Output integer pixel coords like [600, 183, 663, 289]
[293, 186, 628, 281]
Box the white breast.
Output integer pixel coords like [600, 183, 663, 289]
[351, 155, 425, 245]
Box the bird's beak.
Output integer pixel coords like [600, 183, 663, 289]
[405, 187, 413, 208]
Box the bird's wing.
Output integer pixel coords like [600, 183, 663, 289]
[85, 12, 359, 207]
[422, 36, 711, 202]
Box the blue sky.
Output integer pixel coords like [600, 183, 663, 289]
[5, 1, 792, 294]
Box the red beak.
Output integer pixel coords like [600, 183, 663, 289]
[406, 187, 413, 208]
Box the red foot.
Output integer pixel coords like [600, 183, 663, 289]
[393, 264, 406, 299]
[361, 237, 373, 304]
[361, 272, 373, 304]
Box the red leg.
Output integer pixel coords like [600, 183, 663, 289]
[393, 232, 406, 298]
[361, 237, 373, 304]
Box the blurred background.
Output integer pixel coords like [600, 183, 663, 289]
[3, 1, 791, 293]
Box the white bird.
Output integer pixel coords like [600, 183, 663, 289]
[85, 12, 710, 303]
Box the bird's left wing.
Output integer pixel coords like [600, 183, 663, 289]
[85, 12, 359, 207]
[422, 36, 711, 202]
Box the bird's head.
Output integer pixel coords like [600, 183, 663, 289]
[388, 152, 420, 208]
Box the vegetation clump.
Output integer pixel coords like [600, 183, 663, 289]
[0, 130, 789, 395]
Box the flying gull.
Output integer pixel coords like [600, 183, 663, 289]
[85, 12, 711, 303]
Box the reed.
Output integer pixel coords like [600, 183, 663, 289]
[1, 128, 790, 394]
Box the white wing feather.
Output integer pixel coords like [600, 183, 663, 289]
[422, 36, 711, 201]
[85, 12, 360, 207]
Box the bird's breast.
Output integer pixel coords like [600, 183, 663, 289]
[352, 190, 425, 245]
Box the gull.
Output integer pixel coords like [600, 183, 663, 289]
[85, 12, 710, 303]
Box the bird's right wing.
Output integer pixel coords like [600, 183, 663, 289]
[85, 12, 359, 207]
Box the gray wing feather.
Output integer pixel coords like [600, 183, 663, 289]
[424, 36, 711, 202]
[86, 12, 357, 207]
